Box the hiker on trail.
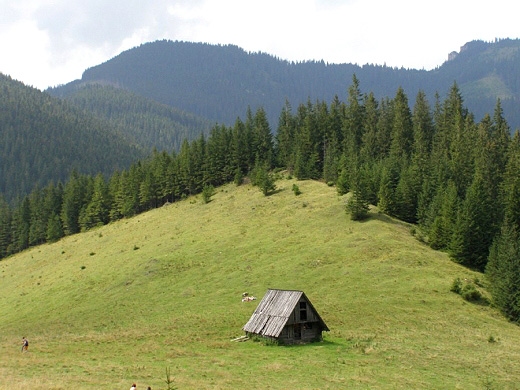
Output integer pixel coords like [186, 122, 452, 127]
[21, 337, 28, 352]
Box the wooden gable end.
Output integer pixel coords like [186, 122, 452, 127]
[243, 289, 329, 343]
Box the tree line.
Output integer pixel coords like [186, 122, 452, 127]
[2, 76, 520, 322]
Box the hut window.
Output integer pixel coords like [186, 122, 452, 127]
[299, 301, 307, 321]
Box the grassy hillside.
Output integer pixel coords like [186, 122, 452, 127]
[1, 178, 519, 389]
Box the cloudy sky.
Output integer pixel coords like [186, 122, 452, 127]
[1, 0, 518, 90]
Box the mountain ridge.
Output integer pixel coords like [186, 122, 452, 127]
[49, 38, 520, 129]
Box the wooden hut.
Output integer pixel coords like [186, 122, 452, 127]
[242, 289, 329, 344]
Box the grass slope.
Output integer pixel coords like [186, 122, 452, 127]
[1, 178, 519, 389]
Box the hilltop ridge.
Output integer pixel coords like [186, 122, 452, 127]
[49, 39, 520, 129]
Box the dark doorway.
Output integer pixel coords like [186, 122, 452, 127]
[294, 324, 301, 340]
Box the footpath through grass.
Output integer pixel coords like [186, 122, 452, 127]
[1, 178, 519, 389]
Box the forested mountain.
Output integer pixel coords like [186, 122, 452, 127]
[0, 74, 146, 203]
[61, 84, 213, 152]
[48, 39, 520, 130]
[4, 78, 520, 323]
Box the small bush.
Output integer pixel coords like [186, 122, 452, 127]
[450, 277, 462, 294]
[451, 278, 486, 303]
[292, 184, 301, 196]
[202, 184, 215, 204]
[234, 168, 243, 186]
[461, 283, 482, 302]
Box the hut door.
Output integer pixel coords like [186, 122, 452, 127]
[294, 324, 301, 340]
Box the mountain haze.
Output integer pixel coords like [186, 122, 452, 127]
[49, 39, 520, 130]
[0, 74, 146, 203]
[59, 83, 213, 152]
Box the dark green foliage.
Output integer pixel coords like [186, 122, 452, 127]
[80, 174, 110, 231]
[46, 214, 63, 243]
[460, 282, 483, 302]
[336, 167, 349, 196]
[292, 184, 301, 196]
[502, 131, 520, 230]
[486, 223, 520, 322]
[450, 278, 463, 294]
[346, 191, 369, 221]
[389, 87, 414, 160]
[377, 156, 401, 217]
[3, 68, 520, 322]
[201, 185, 214, 204]
[251, 164, 276, 196]
[50, 39, 520, 132]
[450, 173, 494, 271]
[450, 277, 484, 303]
[234, 168, 244, 186]
[426, 181, 459, 250]
[0, 196, 12, 257]
[345, 159, 370, 221]
[394, 163, 421, 223]
[275, 101, 296, 171]
[61, 84, 212, 152]
[0, 74, 144, 204]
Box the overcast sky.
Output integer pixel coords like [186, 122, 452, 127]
[1, 0, 518, 90]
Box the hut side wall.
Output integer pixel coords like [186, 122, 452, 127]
[280, 298, 323, 344]
[278, 323, 322, 344]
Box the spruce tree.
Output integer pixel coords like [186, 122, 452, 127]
[427, 181, 459, 250]
[389, 87, 413, 161]
[502, 131, 520, 230]
[450, 172, 494, 271]
[80, 174, 110, 231]
[275, 100, 295, 170]
[46, 213, 63, 243]
[486, 222, 520, 321]
[377, 155, 401, 217]
[0, 196, 12, 258]
[345, 163, 370, 220]
[252, 107, 274, 168]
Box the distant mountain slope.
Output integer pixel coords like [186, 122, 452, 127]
[434, 39, 520, 127]
[49, 39, 520, 130]
[58, 84, 213, 152]
[0, 74, 145, 203]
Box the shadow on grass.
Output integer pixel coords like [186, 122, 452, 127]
[266, 187, 284, 196]
[280, 339, 341, 348]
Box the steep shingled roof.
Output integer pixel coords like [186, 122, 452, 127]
[242, 289, 329, 338]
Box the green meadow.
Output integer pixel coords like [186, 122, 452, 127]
[1, 178, 519, 389]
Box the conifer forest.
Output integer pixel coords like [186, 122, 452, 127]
[1, 76, 520, 323]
